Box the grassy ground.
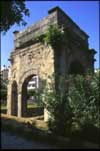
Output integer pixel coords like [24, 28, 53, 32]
[27, 102, 40, 108]
[1, 113, 48, 131]
[1, 114, 99, 149]
[1, 103, 99, 147]
[1, 102, 40, 110]
[1, 103, 7, 110]
[1, 114, 54, 147]
[1, 102, 43, 117]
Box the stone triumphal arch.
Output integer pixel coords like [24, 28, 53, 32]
[7, 7, 96, 119]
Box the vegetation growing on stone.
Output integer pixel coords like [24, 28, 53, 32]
[38, 25, 65, 49]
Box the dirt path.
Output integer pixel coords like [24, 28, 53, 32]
[1, 131, 57, 149]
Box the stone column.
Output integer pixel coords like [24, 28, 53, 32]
[18, 92, 22, 117]
[44, 108, 51, 122]
[7, 83, 12, 115]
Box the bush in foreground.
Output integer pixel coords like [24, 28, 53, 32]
[41, 72, 100, 141]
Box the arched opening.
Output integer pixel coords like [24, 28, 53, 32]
[11, 81, 18, 116]
[21, 74, 43, 117]
[68, 60, 85, 75]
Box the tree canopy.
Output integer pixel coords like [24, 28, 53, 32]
[0, 1, 30, 33]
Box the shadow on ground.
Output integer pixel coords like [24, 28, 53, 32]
[26, 107, 44, 117]
[1, 107, 44, 118]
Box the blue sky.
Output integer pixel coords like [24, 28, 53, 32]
[1, 1, 99, 69]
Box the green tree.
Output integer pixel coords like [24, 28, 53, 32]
[41, 75, 72, 136]
[0, 78, 7, 101]
[41, 73, 99, 138]
[68, 73, 100, 129]
[0, 1, 29, 33]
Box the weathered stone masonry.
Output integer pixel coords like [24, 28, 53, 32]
[7, 7, 96, 120]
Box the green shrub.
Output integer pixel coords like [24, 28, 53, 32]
[68, 73, 100, 129]
[41, 73, 100, 138]
[41, 75, 73, 136]
[0, 78, 7, 101]
[1, 89, 7, 100]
